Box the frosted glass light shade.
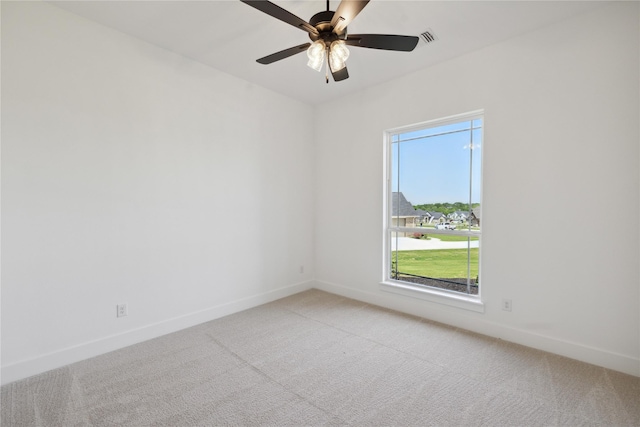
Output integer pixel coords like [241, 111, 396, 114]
[329, 40, 349, 72]
[306, 41, 326, 72]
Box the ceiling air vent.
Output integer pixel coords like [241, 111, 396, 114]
[420, 29, 438, 44]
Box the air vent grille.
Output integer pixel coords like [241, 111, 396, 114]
[420, 29, 438, 44]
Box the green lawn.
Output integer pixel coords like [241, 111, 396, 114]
[392, 248, 479, 279]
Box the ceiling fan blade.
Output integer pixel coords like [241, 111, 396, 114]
[256, 43, 311, 64]
[240, 0, 318, 35]
[331, 66, 349, 82]
[330, 0, 370, 34]
[346, 34, 419, 51]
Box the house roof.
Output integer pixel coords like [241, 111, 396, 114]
[472, 207, 481, 219]
[391, 192, 421, 217]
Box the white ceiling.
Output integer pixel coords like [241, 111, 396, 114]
[51, 0, 608, 105]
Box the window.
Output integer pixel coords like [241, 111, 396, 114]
[383, 112, 483, 308]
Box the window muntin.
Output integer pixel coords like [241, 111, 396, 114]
[386, 113, 482, 297]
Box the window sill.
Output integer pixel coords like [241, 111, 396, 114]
[380, 280, 485, 313]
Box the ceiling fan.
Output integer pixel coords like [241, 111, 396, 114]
[240, 0, 419, 83]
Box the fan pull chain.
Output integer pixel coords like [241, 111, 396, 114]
[325, 47, 329, 83]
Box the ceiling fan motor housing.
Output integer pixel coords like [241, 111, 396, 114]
[309, 10, 346, 45]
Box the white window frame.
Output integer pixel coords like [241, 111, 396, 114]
[381, 111, 485, 313]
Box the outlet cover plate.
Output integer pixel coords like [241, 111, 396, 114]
[117, 304, 127, 317]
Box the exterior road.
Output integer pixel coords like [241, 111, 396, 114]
[391, 236, 480, 251]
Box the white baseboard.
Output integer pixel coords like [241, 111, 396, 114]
[1, 281, 313, 385]
[313, 279, 640, 377]
[5, 279, 637, 384]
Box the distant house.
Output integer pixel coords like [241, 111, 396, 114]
[391, 192, 425, 234]
[427, 211, 446, 224]
[448, 210, 469, 223]
[470, 207, 481, 226]
[419, 212, 433, 224]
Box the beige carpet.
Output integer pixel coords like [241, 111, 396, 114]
[2, 289, 639, 426]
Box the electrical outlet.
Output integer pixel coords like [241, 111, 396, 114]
[502, 299, 512, 312]
[117, 304, 127, 318]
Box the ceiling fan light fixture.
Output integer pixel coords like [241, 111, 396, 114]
[306, 40, 326, 72]
[242, 0, 420, 83]
[329, 40, 349, 71]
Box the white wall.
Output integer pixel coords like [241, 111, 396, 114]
[314, 2, 640, 376]
[1, 2, 315, 384]
[2, 1, 639, 385]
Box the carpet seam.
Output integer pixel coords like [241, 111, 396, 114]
[206, 335, 349, 425]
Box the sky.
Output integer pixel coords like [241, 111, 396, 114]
[391, 119, 482, 206]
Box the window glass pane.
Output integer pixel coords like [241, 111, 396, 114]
[390, 142, 400, 226]
[391, 123, 475, 235]
[387, 115, 482, 296]
[390, 231, 479, 295]
[470, 123, 482, 231]
[397, 121, 473, 142]
[391, 138, 428, 230]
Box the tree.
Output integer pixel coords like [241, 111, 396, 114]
[414, 202, 480, 216]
